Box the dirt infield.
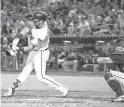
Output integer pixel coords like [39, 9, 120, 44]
[1, 72, 124, 107]
[1, 90, 124, 107]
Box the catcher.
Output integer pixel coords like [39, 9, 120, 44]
[85, 38, 124, 102]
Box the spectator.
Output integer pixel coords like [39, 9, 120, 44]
[57, 52, 67, 68]
[1, 36, 8, 69]
[17, 36, 28, 67]
[122, 0, 124, 9]
[92, 52, 100, 72]
[76, 16, 91, 36]
[3, 36, 13, 70]
[118, 13, 124, 33]
[67, 22, 75, 36]
[68, 4, 77, 19]
[62, 50, 78, 71]
[94, 20, 111, 35]
[76, 51, 87, 69]
[91, 16, 103, 35]
[50, 17, 62, 35]
[48, 2, 56, 12]
[49, 56, 56, 69]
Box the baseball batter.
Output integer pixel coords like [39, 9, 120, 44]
[3, 11, 69, 97]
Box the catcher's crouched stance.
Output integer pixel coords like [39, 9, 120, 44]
[86, 39, 124, 102]
[3, 11, 69, 97]
[101, 54, 124, 102]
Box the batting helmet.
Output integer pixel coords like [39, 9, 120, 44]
[33, 11, 47, 21]
[25, 14, 33, 20]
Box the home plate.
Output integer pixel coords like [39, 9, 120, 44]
[21, 99, 41, 101]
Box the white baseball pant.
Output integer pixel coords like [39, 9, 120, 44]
[110, 70, 124, 86]
[17, 49, 65, 92]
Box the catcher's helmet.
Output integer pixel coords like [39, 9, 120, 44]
[33, 11, 47, 21]
[116, 38, 124, 45]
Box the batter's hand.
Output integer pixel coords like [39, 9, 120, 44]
[12, 38, 19, 51]
[10, 50, 17, 56]
[12, 45, 19, 51]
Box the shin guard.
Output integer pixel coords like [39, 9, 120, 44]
[104, 69, 124, 97]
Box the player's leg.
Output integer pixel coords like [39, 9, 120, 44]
[93, 64, 100, 72]
[3, 52, 35, 97]
[33, 50, 69, 97]
[72, 60, 78, 71]
[62, 61, 71, 70]
[104, 69, 124, 101]
[3, 62, 34, 97]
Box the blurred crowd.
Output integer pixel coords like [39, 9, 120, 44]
[1, 0, 124, 38]
[1, 0, 124, 71]
[47, 0, 124, 37]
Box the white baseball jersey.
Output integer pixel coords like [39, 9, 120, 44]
[30, 21, 49, 51]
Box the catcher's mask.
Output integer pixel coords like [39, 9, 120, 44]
[115, 38, 124, 46]
[110, 38, 124, 47]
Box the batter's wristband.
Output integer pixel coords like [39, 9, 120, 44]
[19, 47, 24, 51]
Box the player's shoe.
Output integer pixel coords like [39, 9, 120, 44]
[3, 87, 16, 97]
[111, 95, 124, 102]
[62, 85, 69, 97]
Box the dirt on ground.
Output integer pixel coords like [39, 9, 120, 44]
[1, 90, 124, 107]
